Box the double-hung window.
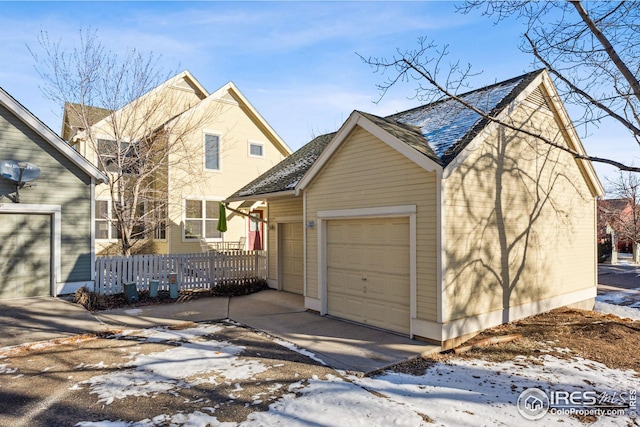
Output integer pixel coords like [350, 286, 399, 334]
[184, 199, 221, 240]
[204, 134, 220, 171]
[95, 200, 119, 240]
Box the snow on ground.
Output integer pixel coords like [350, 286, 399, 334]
[75, 321, 639, 427]
[355, 354, 638, 427]
[75, 324, 269, 405]
[595, 300, 640, 321]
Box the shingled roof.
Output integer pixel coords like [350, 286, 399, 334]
[227, 69, 544, 201]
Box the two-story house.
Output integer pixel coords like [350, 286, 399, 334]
[62, 71, 291, 255]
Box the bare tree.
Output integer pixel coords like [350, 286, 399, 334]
[30, 29, 216, 255]
[605, 172, 640, 262]
[361, 1, 640, 173]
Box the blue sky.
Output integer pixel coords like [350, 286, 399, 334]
[0, 1, 636, 185]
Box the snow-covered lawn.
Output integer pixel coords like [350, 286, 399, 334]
[71, 312, 639, 427]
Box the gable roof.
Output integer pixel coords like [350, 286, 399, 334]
[228, 69, 603, 200]
[389, 69, 543, 166]
[200, 82, 292, 156]
[228, 132, 334, 201]
[0, 87, 108, 183]
[61, 102, 112, 141]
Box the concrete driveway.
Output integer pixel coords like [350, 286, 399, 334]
[0, 297, 108, 347]
[0, 290, 439, 374]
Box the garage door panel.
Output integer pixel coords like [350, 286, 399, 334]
[0, 213, 51, 299]
[327, 217, 410, 335]
[280, 222, 303, 294]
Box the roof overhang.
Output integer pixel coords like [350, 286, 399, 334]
[297, 111, 442, 191]
[0, 88, 108, 184]
[225, 189, 297, 203]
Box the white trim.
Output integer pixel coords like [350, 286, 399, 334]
[203, 131, 222, 173]
[305, 296, 321, 312]
[298, 112, 441, 191]
[410, 286, 596, 342]
[248, 140, 265, 158]
[0, 203, 61, 297]
[57, 281, 93, 296]
[0, 88, 108, 184]
[317, 205, 416, 219]
[437, 172, 445, 323]
[90, 178, 96, 288]
[356, 115, 441, 172]
[303, 191, 308, 297]
[316, 205, 417, 336]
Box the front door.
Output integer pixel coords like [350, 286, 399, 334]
[248, 210, 264, 250]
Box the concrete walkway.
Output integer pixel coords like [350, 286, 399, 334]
[0, 297, 108, 347]
[0, 290, 440, 374]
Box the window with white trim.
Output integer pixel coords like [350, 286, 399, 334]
[95, 199, 166, 240]
[248, 141, 264, 158]
[95, 200, 119, 240]
[204, 133, 220, 170]
[184, 199, 221, 240]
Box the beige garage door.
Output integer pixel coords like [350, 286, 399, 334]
[0, 213, 51, 299]
[327, 217, 410, 334]
[280, 222, 304, 294]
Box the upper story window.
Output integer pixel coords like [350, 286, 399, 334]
[96, 138, 141, 175]
[248, 141, 264, 158]
[204, 133, 220, 171]
[97, 139, 119, 173]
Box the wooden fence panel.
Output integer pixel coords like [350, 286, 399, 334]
[95, 251, 267, 295]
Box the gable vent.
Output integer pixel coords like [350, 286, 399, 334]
[525, 87, 550, 111]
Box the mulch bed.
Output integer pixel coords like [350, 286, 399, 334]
[74, 279, 269, 312]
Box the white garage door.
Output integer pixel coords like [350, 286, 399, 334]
[326, 217, 410, 334]
[280, 222, 304, 294]
[0, 213, 51, 299]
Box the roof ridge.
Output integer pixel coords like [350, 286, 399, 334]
[386, 68, 545, 120]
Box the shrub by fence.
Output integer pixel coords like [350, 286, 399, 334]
[95, 251, 267, 295]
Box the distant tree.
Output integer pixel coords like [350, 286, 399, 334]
[605, 172, 640, 262]
[30, 28, 216, 256]
[361, 1, 640, 172]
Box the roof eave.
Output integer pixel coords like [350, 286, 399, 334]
[225, 189, 298, 203]
[0, 88, 109, 184]
[297, 111, 442, 191]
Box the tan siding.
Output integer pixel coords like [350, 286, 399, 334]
[266, 198, 303, 283]
[167, 99, 289, 253]
[83, 81, 288, 255]
[443, 96, 596, 322]
[305, 126, 438, 321]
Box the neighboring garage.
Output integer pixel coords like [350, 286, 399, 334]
[0, 87, 107, 299]
[279, 221, 303, 294]
[326, 217, 410, 334]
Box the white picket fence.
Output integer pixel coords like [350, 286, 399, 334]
[95, 251, 267, 295]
